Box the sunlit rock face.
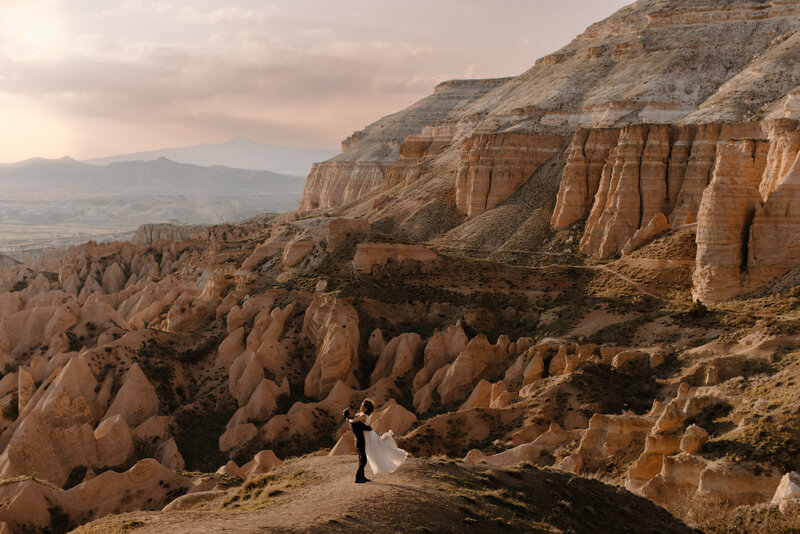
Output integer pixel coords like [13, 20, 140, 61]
[454, 132, 564, 217]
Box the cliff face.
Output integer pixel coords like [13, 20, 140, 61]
[455, 133, 564, 217]
[298, 0, 800, 300]
[132, 223, 206, 245]
[694, 120, 800, 302]
[550, 128, 619, 229]
[551, 123, 761, 259]
[298, 79, 510, 211]
[299, 161, 386, 211]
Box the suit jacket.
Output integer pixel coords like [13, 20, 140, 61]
[349, 419, 372, 448]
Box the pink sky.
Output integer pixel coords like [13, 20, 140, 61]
[0, 0, 631, 161]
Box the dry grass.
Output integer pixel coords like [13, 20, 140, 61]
[663, 490, 800, 534]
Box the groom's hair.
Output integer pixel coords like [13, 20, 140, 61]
[342, 408, 351, 420]
[361, 398, 375, 415]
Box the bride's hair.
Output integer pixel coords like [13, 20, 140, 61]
[361, 398, 375, 414]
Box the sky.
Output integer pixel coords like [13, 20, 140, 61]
[0, 0, 631, 162]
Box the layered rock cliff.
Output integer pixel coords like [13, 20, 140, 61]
[298, 79, 510, 211]
[694, 119, 800, 302]
[299, 0, 800, 299]
[455, 133, 564, 217]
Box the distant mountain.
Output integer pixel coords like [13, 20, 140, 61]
[85, 137, 338, 176]
[0, 156, 305, 196]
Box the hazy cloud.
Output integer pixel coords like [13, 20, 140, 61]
[0, 0, 631, 161]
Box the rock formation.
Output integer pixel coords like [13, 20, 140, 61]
[298, 79, 510, 211]
[352, 243, 439, 273]
[455, 133, 563, 217]
[303, 296, 360, 399]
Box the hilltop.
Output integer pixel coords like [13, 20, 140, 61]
[74, 456, 693, 534]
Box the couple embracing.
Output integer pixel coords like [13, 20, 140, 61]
[343, 398, 408, 483]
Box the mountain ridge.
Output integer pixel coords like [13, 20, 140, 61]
[84, 137, 338, 176]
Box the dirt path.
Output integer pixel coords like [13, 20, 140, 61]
[596, 265, 660, 298]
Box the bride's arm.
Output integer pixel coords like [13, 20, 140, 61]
[350, 412, 367, 423]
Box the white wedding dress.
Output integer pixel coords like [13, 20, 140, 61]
[361, 413, 408, 477]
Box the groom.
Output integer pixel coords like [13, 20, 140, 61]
[343, 408, 371, 483]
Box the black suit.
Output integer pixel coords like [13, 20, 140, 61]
[350, 419, 372, 482]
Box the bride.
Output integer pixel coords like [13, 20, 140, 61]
[351, 398, 408, 477]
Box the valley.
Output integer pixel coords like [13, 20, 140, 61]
[0, 0, 799, 533]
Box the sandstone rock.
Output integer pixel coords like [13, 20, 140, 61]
[612, 350, 647, 369]
[94, 415, 133, 468]
[243, 450, 283, 477]
[693, 140, 770, 302]
[217, 326, 245, 367]
[326, 218, 370, 252]
[622, 213, 670, 255]
[559, 412, 653, 474]
[460, 380, 515, 411]
[352, 243, 439, 273]
[743, 122, 800, 295]
[455, 132, 563, 217]
[652, 400, 684, 434]
[132, 223, 205, 245]
[103, 363, 159, 427]
[467, 422, 583, 468]
[670, 125, 722, 226]
[226, 306, 245, 333]
[698, 461, 782, 506]
[680, 424, 709, 454]
[165, 293, 219, 333]
[0, 356, 102, 486]
[552, 128, 620, 229]
[229, 352, 266, 406]
[0, 306, 59, 355]
[240, 238, 287, 273]
[132, 415, 171, 443]
[641, 453, 709, 503]
[413, 322, 468, 393]
[101, 262, 126, 294]
[17, 367, 35, 414]
[580, 125, 652, 258]
[216, 460, 244, 479]
[303, 297, 360, 399]
[367, 328, 386, 358]
[219, 423, 258, 453]
[370, 333, 423, 384]
[437, 335, 513, 406]
[243, 378, 289, 422]
[162, 489, 226, 512]
[772, 471, 800, 515]
[262, 380, 359, 449]
[460, 379, 493, 411]
[413, 364, 449, 414]
[0, 458, 192, 532]
[522, 351, 545, 385]
[369, 400, 417, 436]
[158, 437, 185, 471]
[329, 431, 357, 456]
[282, 237, 315, 267]
[298, 78, 504, 212]
[300, 161, 385, 211]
